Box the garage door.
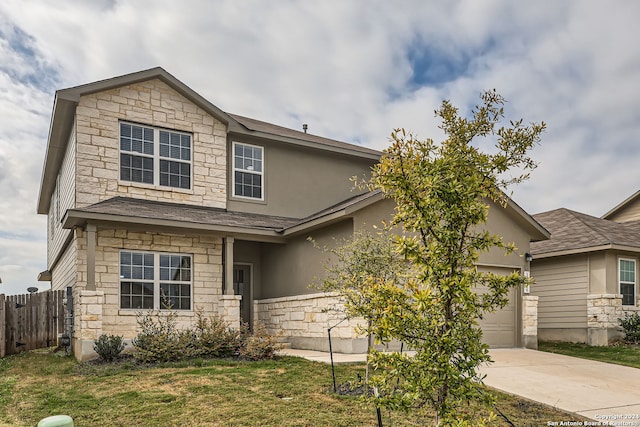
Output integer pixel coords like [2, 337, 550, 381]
[476, 266, 519, 348]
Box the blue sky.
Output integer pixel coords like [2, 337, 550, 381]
[0, 0, 639, 294]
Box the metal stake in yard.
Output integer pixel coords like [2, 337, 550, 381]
[327, 317, 347, 393]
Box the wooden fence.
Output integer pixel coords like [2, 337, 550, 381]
[0, 290, 65, 357]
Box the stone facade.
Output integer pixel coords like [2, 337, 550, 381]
[73, 290, 104, 360]
[254, 293, 367, 353]
[522, 295, 539, 349]
[74, 79, 227, 209]
[219, 295, 242, 331]
[587, 293, 624, 346]
[69, 227, 224, 359]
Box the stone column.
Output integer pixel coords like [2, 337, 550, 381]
[219, 295, 242, 330]
[74, 289, 104, 360]
[587, 293, 623, 346]
[522, 295, 539, 350]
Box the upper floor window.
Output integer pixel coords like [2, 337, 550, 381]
[120, 122, 192, 190]
[233, 142, 264, 200]
[620, 258, 636, 306]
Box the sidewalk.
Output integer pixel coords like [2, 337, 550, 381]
[280, 347, 640, 422]
[279, 348, 367, 363]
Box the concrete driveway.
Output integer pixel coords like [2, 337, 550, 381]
[480, 348, 640, 422]
[283, 347, 640, 422]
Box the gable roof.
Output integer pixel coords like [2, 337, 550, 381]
[38, 67, 380, 214]
[602, 189, 640, 220]
[229, 114, 380, 158]
[531, 208, 640, 258]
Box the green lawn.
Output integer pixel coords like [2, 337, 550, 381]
[539, 340, 640, 368]
[0, 350, 585, 426]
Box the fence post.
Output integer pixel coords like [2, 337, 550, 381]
[0, 294, 5, 357]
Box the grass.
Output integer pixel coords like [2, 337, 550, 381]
[0, 350, 586, 426]
[539, 340, 640, 368]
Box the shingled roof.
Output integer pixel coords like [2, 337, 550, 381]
[62, 193, 384, 241]
[229, 113, 380, 158]
[531, 208, 640, 257]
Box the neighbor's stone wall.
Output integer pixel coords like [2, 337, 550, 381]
[254, 293, 366, 353]
[587, 293, 623, 346]
[74, 78, 227, 209]
[79, 228, 223, 340]
[522, 295, 538, 349]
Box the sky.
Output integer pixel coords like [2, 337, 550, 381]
[0, 0, 639, 295]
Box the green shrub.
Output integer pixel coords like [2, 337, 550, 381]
[93, 334, 126, 361]
[238, 322, 283, 361]
[619, 312, 640, 344]
[192, 310, 240, 358]
[132, 311, 195, 363]
[132, 309, 281, 363]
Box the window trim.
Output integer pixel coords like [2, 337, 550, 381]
[619, 257, 636, 306]
[119, 250, 193, 311]
[231, 141, 265, 201]
[118, 121, 193, 191]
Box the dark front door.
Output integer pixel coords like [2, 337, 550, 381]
[233, 264, 251, 326]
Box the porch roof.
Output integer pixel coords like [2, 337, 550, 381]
[63, 197, 300, 242]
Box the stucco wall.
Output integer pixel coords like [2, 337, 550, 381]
[481, 199, 532, 268]
[261, 220, 353, 299]
[74, 79, 227, 209]
[353, 197, 532, 270]
[227, 138, 375, 218]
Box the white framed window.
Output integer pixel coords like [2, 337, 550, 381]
[232, 141, 264, 200]
[119, 251, 192, 311]
[120, 122, 192, 190]
[619, 258, 636, 306]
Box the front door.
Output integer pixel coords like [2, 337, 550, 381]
[233, 264, 251, 327]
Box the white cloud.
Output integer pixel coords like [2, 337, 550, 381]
[0, 0, 640, 292]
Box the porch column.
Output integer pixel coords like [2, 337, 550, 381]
[220, 236, 240, 329]
[522, 295, 538, 350]
[224, 236, 235, 295]
[86, 224, 96, 291]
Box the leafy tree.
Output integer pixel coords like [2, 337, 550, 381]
[313, 230, 412, 380]
[354, 90, 545, 425]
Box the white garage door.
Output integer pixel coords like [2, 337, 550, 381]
[476, 266, 519, 348]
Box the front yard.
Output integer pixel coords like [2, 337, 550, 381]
[539, 340, 640, 368]
[0, 350, 583, 426]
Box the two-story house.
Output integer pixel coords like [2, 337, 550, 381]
[37, 67, 548, 360]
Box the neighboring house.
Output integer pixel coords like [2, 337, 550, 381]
[37, 67, 548, 360]
[530, 207, 640, 345]
[603, 190, 640, 223]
